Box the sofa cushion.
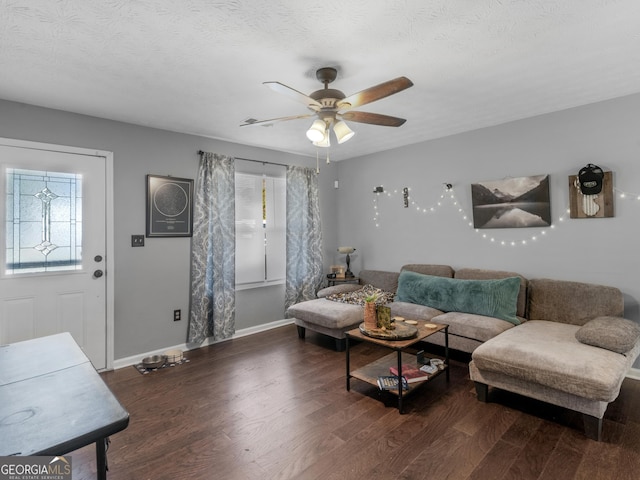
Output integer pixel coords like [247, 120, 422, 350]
[401, 264, 454, 278]
[390, 301, 443, 322]
[390, 307, 519, 344]
[527, 278, 624, 326]
[316, 283, 362, 298]
[575, 316, 640, 354]
[395, 271, 521, 325]
[287, 298, 363, 329]
[454, 268, 528, 318]
[435, 311, 519, 343]
[325, 284, 395, 306]
[358, 269, 400, 293]
[471, 320, 636, 402]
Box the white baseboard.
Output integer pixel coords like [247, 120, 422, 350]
[626, 367, 640, 381]
[113, 318, 294, 370]
[113, 323, 640, 383]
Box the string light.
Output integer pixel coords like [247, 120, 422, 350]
[614, 187, 640, 201]
[372, 185, 447, 228]
[373, 184, 570, 247]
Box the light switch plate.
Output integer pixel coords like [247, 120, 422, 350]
[131, 235, 145, 247]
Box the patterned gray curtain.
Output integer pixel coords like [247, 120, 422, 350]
[285, 166, 324, 311]
[188, 152, 235, 344]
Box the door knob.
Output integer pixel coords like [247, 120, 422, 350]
[94, 255, 103, 262]
[93, 270, 104, 278]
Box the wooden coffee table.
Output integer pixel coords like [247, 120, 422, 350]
[345, 320, 449, 413]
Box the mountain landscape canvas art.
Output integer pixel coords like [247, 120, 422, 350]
[471, 175, 551, 229]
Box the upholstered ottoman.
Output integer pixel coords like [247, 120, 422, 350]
[287, 298, 364, 351]
[287, 269, 401, 351]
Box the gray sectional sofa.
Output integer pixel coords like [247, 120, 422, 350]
[286, 264, 640, 440]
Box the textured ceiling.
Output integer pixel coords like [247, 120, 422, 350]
[1, 0, 640, 161]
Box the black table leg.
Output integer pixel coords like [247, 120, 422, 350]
[96, 437, 108, 480]
[346, 335, 351, 391]
[397, 350, 403, 414]
[445, 325, 450, 382]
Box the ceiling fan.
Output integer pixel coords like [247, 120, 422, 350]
[240, 67, 413, 147]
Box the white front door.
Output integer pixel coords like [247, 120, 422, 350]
[0, 140, 112, 370]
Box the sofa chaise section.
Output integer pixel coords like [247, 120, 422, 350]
[469, 278, 640, 440]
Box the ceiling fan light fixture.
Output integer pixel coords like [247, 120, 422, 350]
[306, 119, 326, 142]
[333, 120, 355, 144]
[313, 130, 331, 148]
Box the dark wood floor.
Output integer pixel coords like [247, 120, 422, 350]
[71, 324, 640, 480]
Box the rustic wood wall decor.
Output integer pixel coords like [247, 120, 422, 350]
[568, 171, 614, 218]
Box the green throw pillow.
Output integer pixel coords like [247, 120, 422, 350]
[395, 271, 521, 325]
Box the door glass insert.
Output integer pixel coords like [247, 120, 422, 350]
[5, 168, 82, 274]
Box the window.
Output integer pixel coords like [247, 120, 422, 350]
[5, 168, 82, 274]
[235, 160, 285, 288]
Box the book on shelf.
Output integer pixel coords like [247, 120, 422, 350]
[389, 364, 433, 383]
[377, 375, 409, 391]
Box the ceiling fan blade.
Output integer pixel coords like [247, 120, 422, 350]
[340, 111, 407, 127]
[264, 82, 322, 111]
[337, 76, 413, 110]
[240, 113, 315, 127]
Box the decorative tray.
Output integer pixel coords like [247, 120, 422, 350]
[359, 322, 418, 340]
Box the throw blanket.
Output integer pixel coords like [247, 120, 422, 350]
[326, 284, 395, 306]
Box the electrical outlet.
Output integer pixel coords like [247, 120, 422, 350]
[174, 309, 181, 321]
[131, 235, 145, 247]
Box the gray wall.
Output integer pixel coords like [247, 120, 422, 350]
[0, 99, 339, 360]
[3, 92, 640, 363]
[336, 93, 640, 323]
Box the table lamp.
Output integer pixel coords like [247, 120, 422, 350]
[337, 247, 356, 278]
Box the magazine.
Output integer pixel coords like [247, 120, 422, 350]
[377, 375, 409, 390]
[389, 365, 431, 383]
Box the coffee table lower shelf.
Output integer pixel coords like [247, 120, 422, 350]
[349, 351, 448, 402]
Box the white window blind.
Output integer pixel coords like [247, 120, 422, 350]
[235, 160, 286, 288]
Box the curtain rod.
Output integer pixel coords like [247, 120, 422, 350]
[197, 150, 288, 168]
